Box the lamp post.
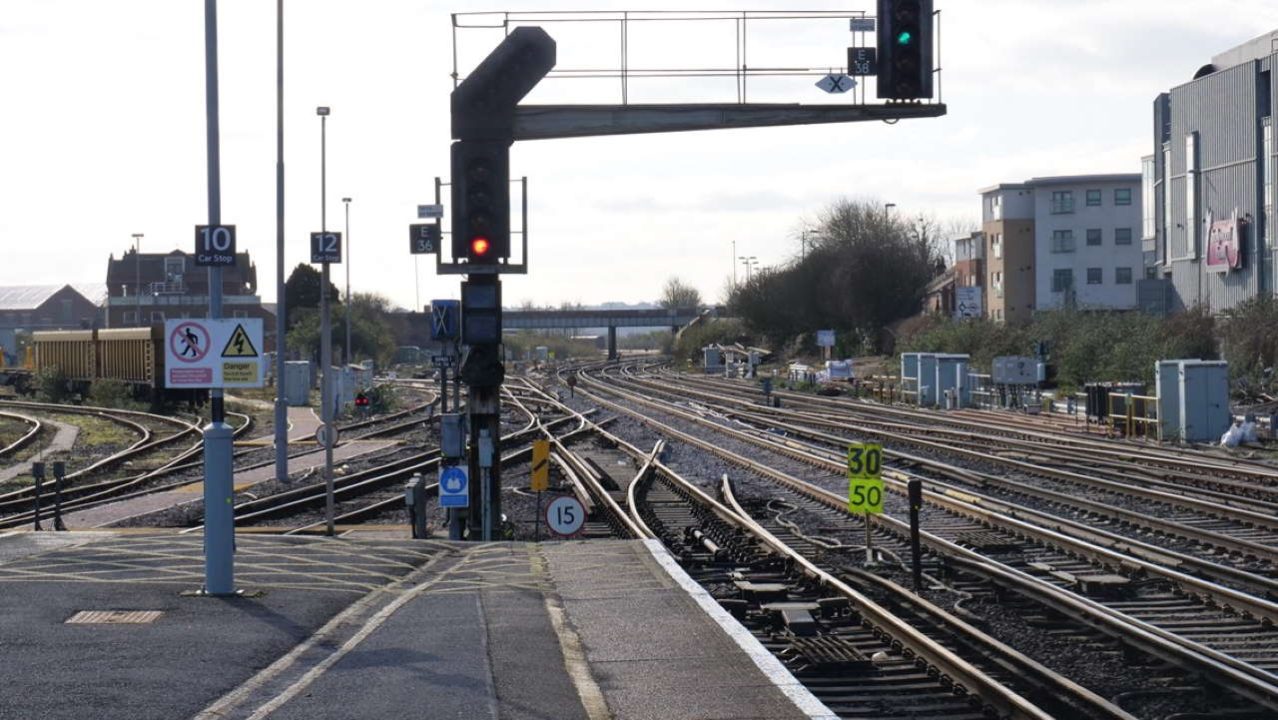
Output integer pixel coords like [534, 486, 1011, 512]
[885, 202, 896, 215]
[739, 255, 758, 283]
[131, 233, 144, 326]
[342, 196, 351, 367]
[273, 0, 288, 486]
[731, 240, 737, 290]
[317, 105, 335, 537]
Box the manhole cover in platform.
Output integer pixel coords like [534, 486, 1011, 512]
[66, 610, 163, 624]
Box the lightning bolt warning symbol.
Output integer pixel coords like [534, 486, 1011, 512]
[221, 324, 260, 358]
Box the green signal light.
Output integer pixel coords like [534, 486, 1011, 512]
[896, 30, 913, 46]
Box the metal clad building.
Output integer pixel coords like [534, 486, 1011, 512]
[1150, 31, 1277, 314]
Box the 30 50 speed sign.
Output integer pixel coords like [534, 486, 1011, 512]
[846, 442, 884, 514]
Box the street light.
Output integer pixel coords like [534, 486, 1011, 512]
[317, 104, 335, 537]
[731, 240, 737, 290]
[131, 233, 144, 327]
[342, 196, 351, 367]
[739, 255, 758, 282]
[273, 0, 288, 486]
[885, 202, 896, 214]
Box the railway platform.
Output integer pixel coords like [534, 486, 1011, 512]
[0, 531, 832, 720]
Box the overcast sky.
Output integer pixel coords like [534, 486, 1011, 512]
[3, 1, 1278, 310]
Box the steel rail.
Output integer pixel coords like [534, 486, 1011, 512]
[506, 381, 647, 540]
[577, 366, 1278, 710]
[664, 371, 1278, 507]
[609, 411, 1057, 719]
[593, 370, 1278, 623]
[0, 410, 251, 527]
[620, 373, 1278, 548]
[0, 410, 42, 459]
[688, 371, 1278, 481]
[717, 475, 1135, 720]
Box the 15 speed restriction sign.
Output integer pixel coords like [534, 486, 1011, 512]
[846, 442, 884, 514]
[546, 496, 585, 537]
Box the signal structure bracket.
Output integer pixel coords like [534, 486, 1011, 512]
[432, 175, 530, 276]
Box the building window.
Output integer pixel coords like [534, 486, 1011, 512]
[1086, 228, 1102, 246]
[1050, 191, 1074, 214]
[1146, 266, 1158, 280]
[164, 256, 185, 278]
[992, 234, 1003, 259]
[1086, 189, 1102, 206]
[233, 310, 249, 318]
[1114, 188, 1133, 206]
[1142, 156, 1156, 240]
[1115, 227, 1133, 245]
[150, 311, 165, 322]
[992, 194, 1003, 221]
[1116, 267, 1133, 284]
[1052, 269, 1074, 292]
[1265, 117, 1274, 294]
[1051, 230, 1075, 253]
[122, 311, 137, 325]
[1086, 268, 1102, 284]
[1163, 143, 1173, 260]
[1186, 133, 1198, 253]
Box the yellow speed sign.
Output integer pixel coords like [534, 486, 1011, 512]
[846, 442, 884, 514]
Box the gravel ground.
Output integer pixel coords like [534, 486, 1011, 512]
[559, 372, 1265, 719]
[615, 373, 1278, 584]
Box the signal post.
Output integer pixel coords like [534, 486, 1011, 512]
[435, 4, 939, 540]
[441, 28, 556, 540]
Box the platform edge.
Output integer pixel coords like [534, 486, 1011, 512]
[640, 538, 839, 720]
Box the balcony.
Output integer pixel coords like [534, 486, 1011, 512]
[149, 281, 187, 295]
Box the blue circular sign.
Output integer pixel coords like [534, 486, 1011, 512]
[441, 467, 467, 494]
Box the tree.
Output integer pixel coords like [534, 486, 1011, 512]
[660, 277, 702, 310]
[728, 198, 945, 352]
[284, 264, 341, 327]
[287, 292, 397, 367]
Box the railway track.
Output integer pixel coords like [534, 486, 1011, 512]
[228, 390, 586, 535]
[681, 369, 1278, 492]
[0, 410, 42, 459]
[521, 375, 1121, 718]
[570, 362, 1278, 715]
[0, 406, 252, 529]
[612, 369, 1278, 586]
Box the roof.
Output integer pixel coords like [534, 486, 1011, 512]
[978, 174, 1140, 195]
[1210, 29, 1278, 72]
[924, 269, 956, 294]
[72, 284, 108, 305]
[0, 285, 102, 311]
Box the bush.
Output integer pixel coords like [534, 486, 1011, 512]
[364, 383, 399, 413]
[898, 308, 1219, 391]
[672, 318, 747, 363]
[1219, 297, 1278, 398]
[87, 379, 146, 411]
[35, 367, 72, 403]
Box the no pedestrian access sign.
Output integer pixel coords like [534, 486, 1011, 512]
[164, 318, 265, 389]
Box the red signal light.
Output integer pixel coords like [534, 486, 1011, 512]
[471, 237, 491, 256]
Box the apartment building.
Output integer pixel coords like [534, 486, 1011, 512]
[979, 175, 1143, 322]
